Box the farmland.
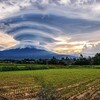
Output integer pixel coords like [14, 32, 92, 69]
[0, 65, 100, 100]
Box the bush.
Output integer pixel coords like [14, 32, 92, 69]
[0, 66, 18, 71]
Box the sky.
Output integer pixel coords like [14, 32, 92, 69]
[0, 0, 100, 56]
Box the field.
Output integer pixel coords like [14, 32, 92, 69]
[0, 65, 100, 100]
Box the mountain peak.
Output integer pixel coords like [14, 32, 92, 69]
[0, 47, 73, 59]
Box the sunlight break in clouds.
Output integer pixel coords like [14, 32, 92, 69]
[0, 0, 100, 56]
[0, 32, 19, 50]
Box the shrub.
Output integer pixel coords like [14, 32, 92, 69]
[0, 66, 18, 71]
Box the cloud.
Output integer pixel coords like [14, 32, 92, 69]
[0, 32, 19, 50]
[0, 0, 100, 56]
[0, 0, 100, 21]
[82, 43, 100, 56]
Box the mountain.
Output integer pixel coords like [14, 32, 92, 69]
[0, 47, 73, 59]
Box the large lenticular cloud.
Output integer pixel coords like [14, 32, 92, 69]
[0, 0, 100, 56]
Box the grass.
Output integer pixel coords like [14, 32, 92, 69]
[0, 66, 100, 99]
[0, 63, 100, 71]
[0, 63, 64, 71]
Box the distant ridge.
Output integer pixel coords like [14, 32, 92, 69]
[0, 47, 74, 59]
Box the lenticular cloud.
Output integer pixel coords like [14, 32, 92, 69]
[0, 0, 100, 55]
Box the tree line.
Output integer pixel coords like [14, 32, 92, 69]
[0, 53, 100, 65]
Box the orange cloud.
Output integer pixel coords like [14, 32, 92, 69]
[0, 32, 19, 50]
